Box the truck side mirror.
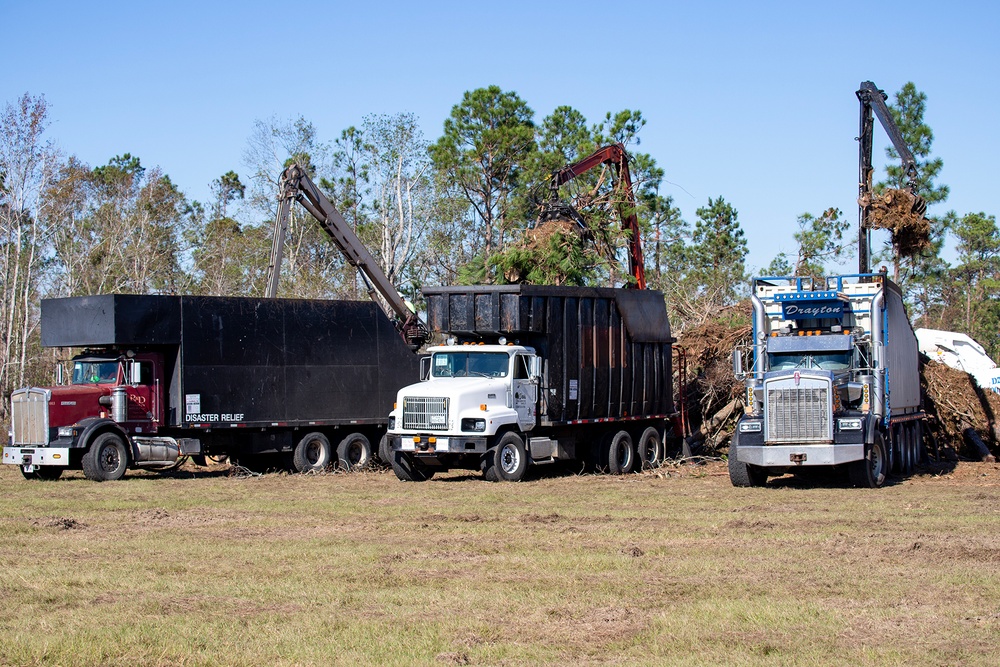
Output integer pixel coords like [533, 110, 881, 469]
[129, 361, 142, 385]
[419, 356, 431, 381]
[56, 363, 64, 386]
[529, 356, 542, 381]
[732, 349, 743, 376]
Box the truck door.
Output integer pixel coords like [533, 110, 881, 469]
[513, 354, 537, 431]
[125, 358, 160, 427]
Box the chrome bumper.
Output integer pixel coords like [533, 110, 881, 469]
[737, 443, 863, 467]
[2, 446, 71, 470]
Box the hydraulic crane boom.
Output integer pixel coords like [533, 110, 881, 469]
[856, 80, 927, 274]
[266, 164, 427, 349]
[547, 143, 647, 289]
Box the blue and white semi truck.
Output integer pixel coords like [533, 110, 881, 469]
[730, 273, 924, 488]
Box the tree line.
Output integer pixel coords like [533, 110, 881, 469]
[1, 84, 997, 423]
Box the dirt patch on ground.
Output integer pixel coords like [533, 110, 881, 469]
[32, 517, 85, 530]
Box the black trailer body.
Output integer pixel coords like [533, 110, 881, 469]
[423, 285, 673, 424]
[42, 294, 417, 428]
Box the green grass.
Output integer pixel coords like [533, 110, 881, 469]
[1, 462, 998, 666]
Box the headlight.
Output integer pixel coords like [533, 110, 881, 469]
[388, 416, 395, 430]
[838, 418, 862, 431]
[738, 420, 762, 433]
[57, 426, 75, 437]
[461, 418, 486, 432]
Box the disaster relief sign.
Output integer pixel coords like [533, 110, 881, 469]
[185, 394, 244, 422]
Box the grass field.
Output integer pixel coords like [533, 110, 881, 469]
[1, 460, 998, 666]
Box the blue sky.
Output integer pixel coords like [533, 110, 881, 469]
[3, 1, 997, 274]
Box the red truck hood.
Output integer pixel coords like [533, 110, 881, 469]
[46, 384, 112, 427]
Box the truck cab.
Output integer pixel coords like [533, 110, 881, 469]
[4, 349, 167, 480]
[730, 274, 923, 488]
[387, 342, 541, 479]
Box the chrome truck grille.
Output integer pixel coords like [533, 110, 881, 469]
[402, 397, 449, 430]
[765, 376, 832, 443]
[11, 388, 50, 446]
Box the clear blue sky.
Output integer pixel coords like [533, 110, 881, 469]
[3, 0, 997, 274]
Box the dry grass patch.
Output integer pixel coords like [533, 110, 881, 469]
[1, 461, 998, 666]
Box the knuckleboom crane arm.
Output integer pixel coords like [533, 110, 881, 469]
[266, 164, 427, 348]
[856, 80, 925, 274]
[548, 143, 647, 289]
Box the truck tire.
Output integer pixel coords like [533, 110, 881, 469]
[637, 427, 664, 470]
[293, 432, 332, 472]
[481, 449, 499, 482]
[82, 432, 129, 482]
[889, 424, 902, 475]
[336, 432, 372, 471]
[899, 425, 913, 475]
[912, 421, 923, 467]
[849, 432, 888, 488]
[390, 450, 434, 482]
[728, 433, 767, 487]
[601, 430, 635, 474]
[493, 432, 528, 482]
[378, 434, 392, 466]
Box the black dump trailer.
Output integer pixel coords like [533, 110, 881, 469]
[5, 294, 418, 480]
[387, 285, 675, 481]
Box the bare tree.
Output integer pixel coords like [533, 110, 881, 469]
[0, 93, 59, 423]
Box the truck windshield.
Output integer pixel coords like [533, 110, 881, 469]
[431, 352, 509, 378]
[72, 360, 119, 384]
[769, 352, 851, 371]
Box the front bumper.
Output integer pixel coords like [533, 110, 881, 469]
[2, 446, 71, 470]
[390, 434, 488, 455]
[737, 443, 863, 467]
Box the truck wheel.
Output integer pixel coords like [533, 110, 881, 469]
[637, 427, 664, 470]
[293, 432, 332, 472]
[390, 450, 434, 482]
[494, 432, 528, 482]
[481, 449, 499, 482]
[912, 421, 924, 467]
[895, 424, 906, 475]
[902, 424, 913, 474]
[849, 432, 888, 488]
[378, 435, 392, 466]
[728, 433, 767, 487]
[336, 432, 372, 471]
[601, 430, 634, 474]
[82, 432, 129, 481]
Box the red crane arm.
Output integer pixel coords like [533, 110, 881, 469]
[549, 143, 646, 289]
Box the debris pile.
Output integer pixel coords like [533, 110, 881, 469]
[499, 218, 587, 285]
[861, 187, 931, 256]
[673, 303, 752, 452]
[921, 355, 1000, 460]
